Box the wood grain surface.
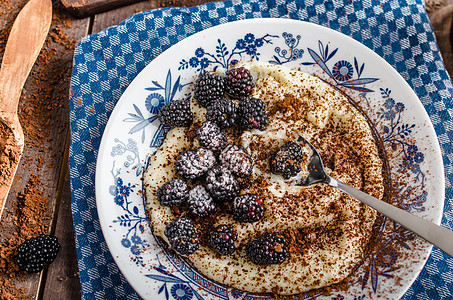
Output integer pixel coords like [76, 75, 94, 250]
[0, 1, 89, 298]
[0, 0, 451, 299]
[61, 0, 144, 18]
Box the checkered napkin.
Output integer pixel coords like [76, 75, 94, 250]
[69, 0, 453, 299]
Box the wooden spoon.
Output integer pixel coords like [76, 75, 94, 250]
[0, 0, 53, 219]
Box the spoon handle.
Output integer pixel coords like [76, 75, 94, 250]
[329, 176, 453, 257]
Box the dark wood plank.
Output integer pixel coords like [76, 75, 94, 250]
[41, 150, 81, 300]
[61, 0, 145, 19]
[0, 1, 89, 298]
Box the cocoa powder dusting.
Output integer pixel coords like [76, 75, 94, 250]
[0, 176, 50, 299]
[0, 122, 21, 187]
[0, 0, 78, 298]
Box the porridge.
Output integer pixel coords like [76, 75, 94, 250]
[144, 62, 384, 295]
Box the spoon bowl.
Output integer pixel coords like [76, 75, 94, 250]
[295, 134, 453, 257]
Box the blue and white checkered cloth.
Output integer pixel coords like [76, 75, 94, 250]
[69, 0, 453, 299]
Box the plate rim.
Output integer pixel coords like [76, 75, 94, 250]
[95, 18, 445, 299]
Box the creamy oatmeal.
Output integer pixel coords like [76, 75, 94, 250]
[144, 62, 384, 295]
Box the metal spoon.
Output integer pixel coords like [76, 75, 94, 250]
[295, 135, 453, 257]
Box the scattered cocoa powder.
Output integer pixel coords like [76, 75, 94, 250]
[0, 120, 22, 223]
[0, 176, 50, 299]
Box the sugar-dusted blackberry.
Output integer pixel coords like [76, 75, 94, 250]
[194, 71, 225, 107]
[164, 217, 199, 255]
[175, 148, 216, 180]
[219, 144, 253, 177]
[157, 179, 188, 207]
[205, 98, 238, 129]
[238, 97, 268, 131]
[187, 185, 216, 217]
[157, 99, 193, 127]
[208, 225, 238, 255]
[269, 141, 304, 179]
[225, 67, 254, 99]
[196, 121, 227, 151]
[246, 233, 287, 265]
[205, 165, 240, 202]
[17, 235, 61, 273]
[233, 193, 265, 223]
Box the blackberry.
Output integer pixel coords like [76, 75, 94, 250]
[238, 97, 268, 131]
[17, 234, 61, 273]
[219, 144, 253, 177]
[246, 233, 287, 265]
[194, 71, 225, 107]
[157, 179, 188, 207]
[164, 217, 199, 255]
[175, 148, 216, 180]
[269, 142, 304, 179]
[225, 67, 254, 99]
[157, 99, 193, 127]
[196, 121, 227, 151]
[205, 165, 240, 202]
[187, 185, 216, 217]
[233, 193, 265, 223]
[208, 225, 238, 255]
[205, 98, 238, 129]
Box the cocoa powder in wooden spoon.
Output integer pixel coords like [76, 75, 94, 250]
[0, 121, 21, 187]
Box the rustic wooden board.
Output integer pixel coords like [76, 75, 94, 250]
[61, 0, 145, 19]
[34, 12, 89, 299]
[0, 1, 89, 298]
[41, 163, 81, 300]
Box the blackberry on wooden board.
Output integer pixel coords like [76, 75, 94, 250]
[156, 179, 188, 207]
[175, 148, 216, 180]
[232, 193, 265, 223]
[196, 121, 227, 151]
[187, 185, 217, 217]
[205, 98, 238, 129]
[157, 99, 193, 127]
[246, 232, 287, 265]
[194, 71, 225, 107]
[225, 67, 254, 99]
[269, 141, 304, 179]
[16, 234, 61, 273]
[208, 225, 238, 255]
[164, 217, 200, 255]
[205, 165, 240, 202]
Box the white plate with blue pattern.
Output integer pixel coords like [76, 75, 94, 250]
[95, 19, 444, 299]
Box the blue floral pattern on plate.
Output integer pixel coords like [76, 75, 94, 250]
[179, 33, 278, 71]
[96, 20, 443, 300]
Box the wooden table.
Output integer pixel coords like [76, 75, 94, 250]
[0, 0, 451, 299]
